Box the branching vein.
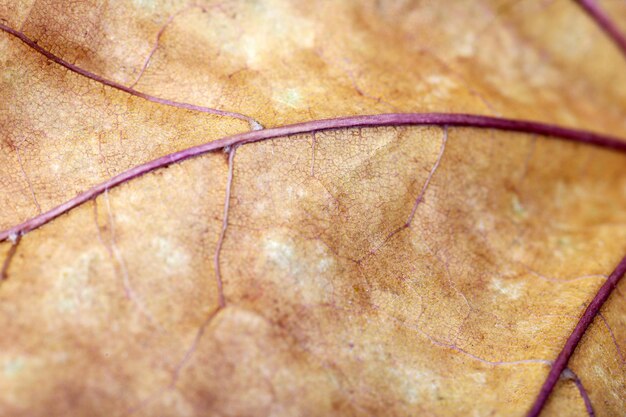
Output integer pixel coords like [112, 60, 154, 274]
[1, 113, 625, 244]
[0, 22, 262, 129]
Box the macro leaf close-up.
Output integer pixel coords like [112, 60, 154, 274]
[1, 0, 626, 416]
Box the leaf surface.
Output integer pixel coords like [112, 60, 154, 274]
[1, 1, 626, 416]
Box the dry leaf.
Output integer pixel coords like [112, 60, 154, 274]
[1, 1, 626, 416]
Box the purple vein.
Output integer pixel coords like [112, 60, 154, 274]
[1, 112, 626, 243]
[130, 4, 209, 88]
[0, 234, 21, 281]
[103, 191, 162, 329]
[572, 375, 595, 417]
[598, 312, 625, 364]
[405, 126, 447, 227]
[575, 0, 626, 59]
[126, 306, 222, 415]
[561, 368, 595, 417]
[130, 10, 181, 88]
[0, 22, 262, 129]
[355, 127, 448, 263]
[527, 254, 626, 417]
[310, 132, 316, 177]
[523, 264, 608, 284]
[214, 147, 237, 308]
[396, 308, 551, 367]
[15, 145, 42, 214]
[400, 306, 594, 415]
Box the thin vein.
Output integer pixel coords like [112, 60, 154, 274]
[126, 306, 222, 416]
[598, 312, 625, 364]
[405, 126, 447, 227]
[0, 22, 262, 129]
[519, 135, 537, 182]
[527, 254, 626, 417]
[524, 264, 608, 283]
[0, 113, 625, 243]
[130, 3, 211, 88]
[401, 302, 594, 414]
[397, 314, 551, 367]
[575, 0, 626, 59]
[15, 146, 41, 214]
[572, 375, 595, 417]
[214, 147, 236, 308]
[310, 132, 316, 177]
[354, 126, 448, 263]
[129, 9, 182, 88]
[103, 191, 162, 329]
[420, 237, 473, 345]
[562, 368, 595, 417]
[0, 234, 21, 281]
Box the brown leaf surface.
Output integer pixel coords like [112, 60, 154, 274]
[1, 1, 626, 416]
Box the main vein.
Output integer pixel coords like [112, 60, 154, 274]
[1, 112, 625, 243]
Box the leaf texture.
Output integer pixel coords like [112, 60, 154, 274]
[0, 1, 625, 416]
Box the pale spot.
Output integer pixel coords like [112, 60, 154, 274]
[510, 244, 526, 263]
[549, 235, 573, 260]
[470, 371, 486, 384]
[240, 35, 262, 67]
[593, 364, 607, 378]
[511, 194, 527, 219]
[517, 318, 552, 335]
[474, 210, 495, 233]
[51, 351, 69, 364]
[554, 181, 567, 207]
[160, 391, 195, 417]
[425, 75, 457, 98]
[56, 250, 101, 313]
[263, 235, 334, 303]
[114, 211, 134, 226]
[557, 237, 571, 248]
[391, 366, 440, 403]
[8, 233, 18, 244]
[490, 277, 524, 300]
[456, 32, 476, 57]
[254, 199, 269, 216]
[318, 257, 332, 272]
[283, 185, 308, 199]
[3, 357, 24, 377]
[273, 88, 302, 108]
[151, 237, 190, 274]
[132, 0, 156, 10]
[295, 186, 307, 198]
[264, 237, 296, 270]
